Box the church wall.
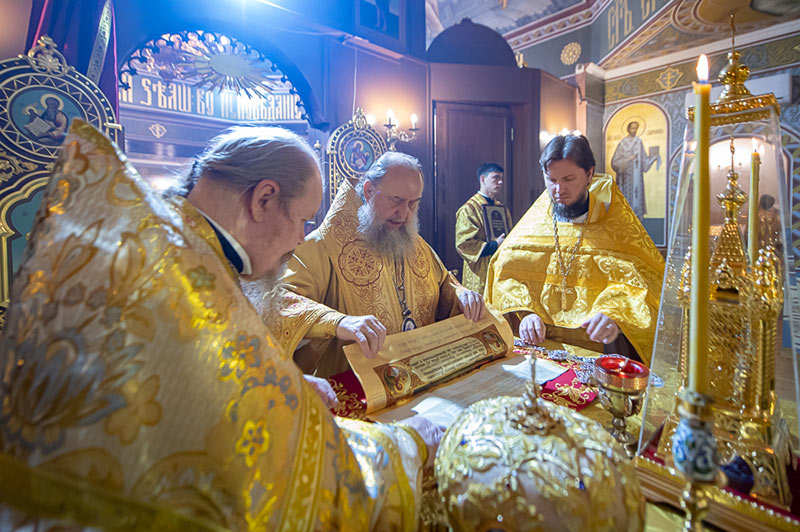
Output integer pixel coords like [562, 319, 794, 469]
[1, 0, 437, 260]
[513, 0, 671, 80]
[0, 0, 32, 59]
[602, 34, 800, 255]
[430, 63, 546, 222]
[325, 41, 433, 239]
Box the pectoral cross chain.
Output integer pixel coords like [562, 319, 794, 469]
[552, 212, 584, 311]
[560, 279, 575, 310]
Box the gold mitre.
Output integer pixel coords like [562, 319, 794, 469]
[434, 356, 645, 532]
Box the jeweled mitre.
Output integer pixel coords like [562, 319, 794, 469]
[435, 385, 645, 531]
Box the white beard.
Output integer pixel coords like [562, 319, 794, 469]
[239, 261, 288, 321]
[357, 199, 419, 259]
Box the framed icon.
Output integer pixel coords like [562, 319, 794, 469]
[326, 108, 387, 205]
[482, 204, 509, 241]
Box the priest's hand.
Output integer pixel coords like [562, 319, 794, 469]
[336, 315, 387, 358]
[458, 290, 487, 321]
[396, 415, 445, 469]
[519, 313, 545, 345]
[581, 313, 619, 344]
[303, 374, 339, 409]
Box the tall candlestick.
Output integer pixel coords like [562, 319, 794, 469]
[689, 55, 711, 396]
[748, 139, 761, 265]
[386, 109, 394, 127]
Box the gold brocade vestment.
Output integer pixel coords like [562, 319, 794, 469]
[276, 178, 462, 378]
[454, 193, 512, 294]
[485, 174, 664, 364]
[0, 121, 425, 532]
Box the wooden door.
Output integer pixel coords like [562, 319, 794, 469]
[433, 102, 513, 276]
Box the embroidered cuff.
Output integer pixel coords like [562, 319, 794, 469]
[308, 310, 348, 338]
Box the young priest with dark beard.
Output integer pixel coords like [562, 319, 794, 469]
[486, 135, 665, 364]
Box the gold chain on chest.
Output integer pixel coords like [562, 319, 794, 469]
[552, 214, 584, 309]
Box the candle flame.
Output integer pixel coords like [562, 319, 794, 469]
[410, 113, 418, 126]
[696, 54, 709, 83]
[752, 137, 758, 153]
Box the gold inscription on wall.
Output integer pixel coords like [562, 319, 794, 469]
[641, 0, 657, 19]
[608, 0, 633, 49]
[118, 72, 304, 122]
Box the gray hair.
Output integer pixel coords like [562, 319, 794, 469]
[170, 126, 320, 205]
[357, 151, 422, 202]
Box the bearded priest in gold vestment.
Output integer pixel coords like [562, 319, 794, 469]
[486, 135, 664, 364]
[276, 152, 487, 378]
[0, 122, 441, 531]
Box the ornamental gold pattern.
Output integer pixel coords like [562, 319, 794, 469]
[0, 121, 427, 531]
[435, 359, 645, 532]
[657, 152, 793, 508]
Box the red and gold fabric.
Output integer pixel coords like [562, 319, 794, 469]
[0, 121, 425, 531]
[485, 174, 664, 364]
[278, 178, 463, 378]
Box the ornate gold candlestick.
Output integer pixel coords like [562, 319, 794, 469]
[594, 355, 649, 457]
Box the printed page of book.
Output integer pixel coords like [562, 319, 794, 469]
[368, 355, 567, 425]
[344, 309, 514, 413]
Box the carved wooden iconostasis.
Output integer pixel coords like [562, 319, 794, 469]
[0, 36, 120, 326]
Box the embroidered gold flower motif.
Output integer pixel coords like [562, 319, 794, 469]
[24, 270, 48, 298]
[104, 375, 162, 445]
[219, 333, 261, 382]
[188, 266, 215, 291]
[236, 420, 270, 467]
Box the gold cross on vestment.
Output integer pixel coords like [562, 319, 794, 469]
[560, 278, 575, 309]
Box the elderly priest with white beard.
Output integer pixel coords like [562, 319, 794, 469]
[0, 123, 443, 531]
[277, 152, 487, 378]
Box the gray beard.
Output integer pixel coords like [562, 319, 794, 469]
[357, 200, 419, 259]
[239, 261, 288, 322]
[552, 193, 590, 221]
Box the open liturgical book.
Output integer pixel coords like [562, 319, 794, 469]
[344, 309, 568, 425]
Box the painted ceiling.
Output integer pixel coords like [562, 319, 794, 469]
[601, 0, 800, 69]
[426, 0, 585, 44]
[426, 0, 799, 72]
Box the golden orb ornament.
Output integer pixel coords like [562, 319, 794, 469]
[434, 356, 645, 532]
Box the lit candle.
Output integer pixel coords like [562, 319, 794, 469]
[748, 138, 761, 265]
[386, 109, 394, 127]
[689, 54, 711, 396]
[410, 113, 418, 129]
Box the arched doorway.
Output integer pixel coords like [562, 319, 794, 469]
[118, 30, 322, 192]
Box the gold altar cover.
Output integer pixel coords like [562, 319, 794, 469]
[455, 193, 512, 294]
[485, 174, 664, 364]
[0, 121, 425, 531]
[279, 178, 461, 377]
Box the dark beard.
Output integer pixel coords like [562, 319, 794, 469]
[552, 193, 590, 221]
